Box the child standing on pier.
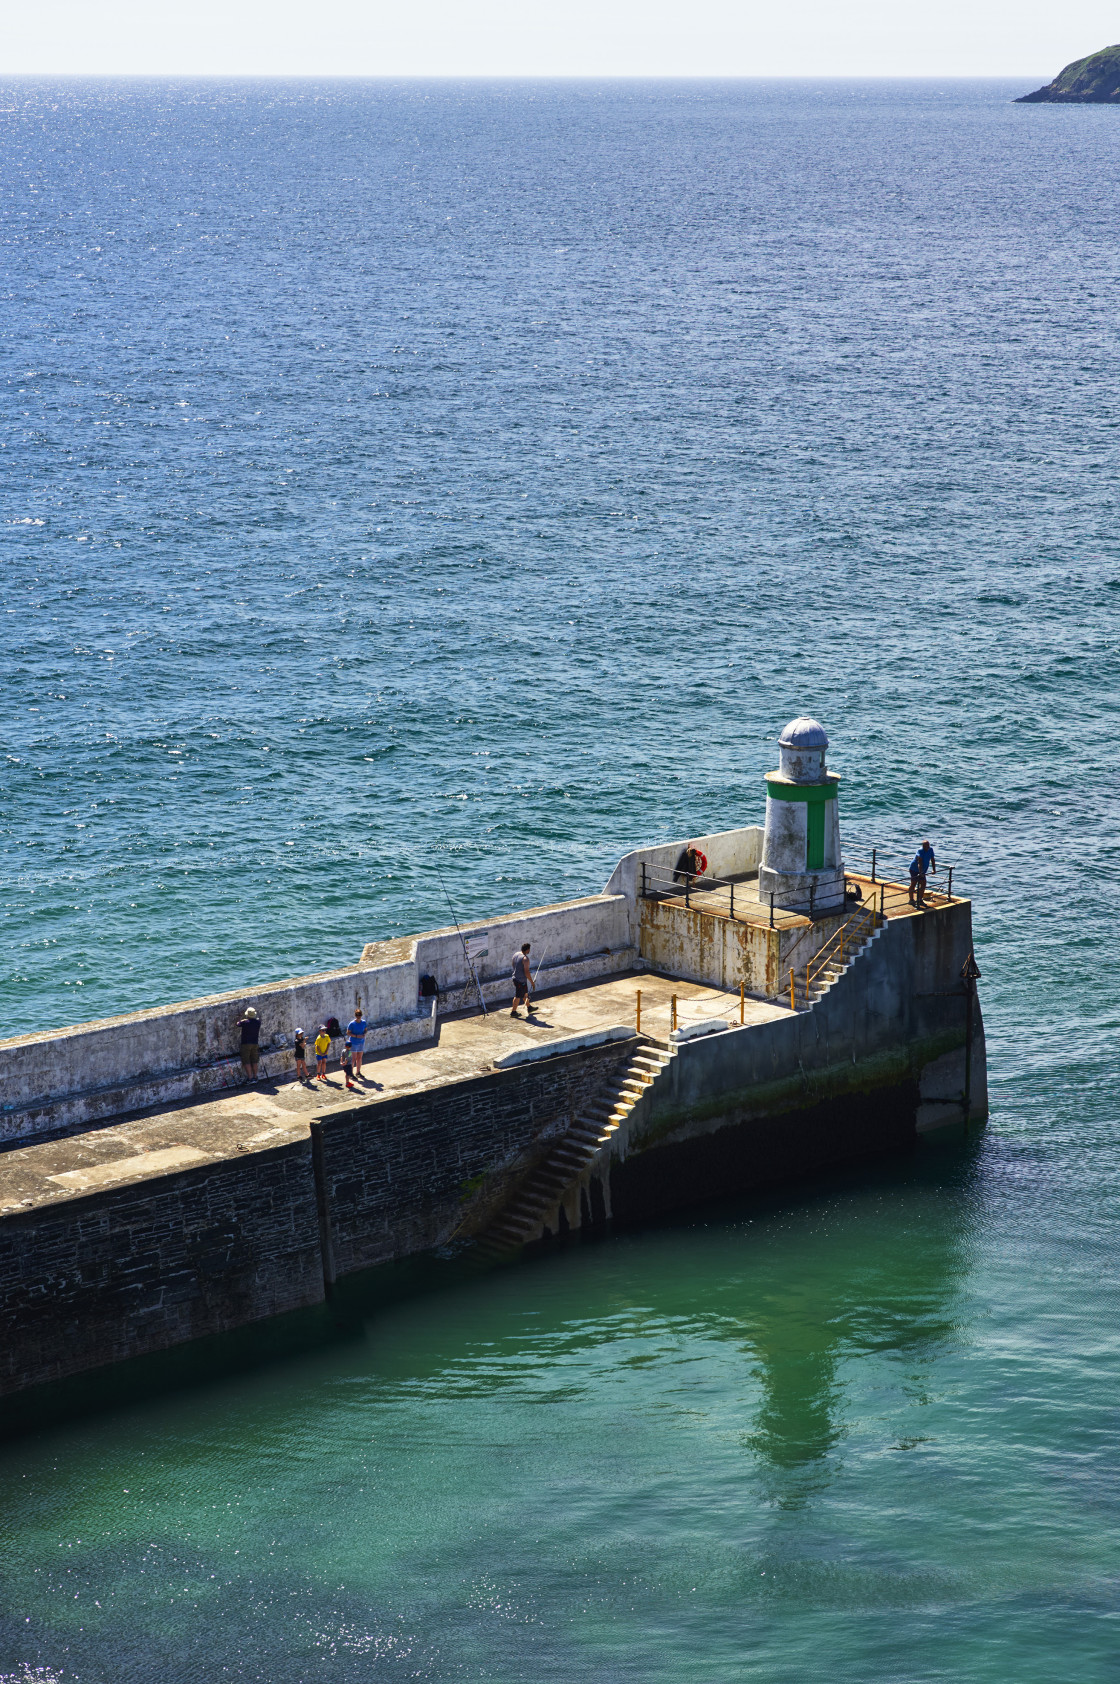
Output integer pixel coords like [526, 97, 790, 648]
[294, 1028, 309, 1083]
[314, 1025, 330, 1080]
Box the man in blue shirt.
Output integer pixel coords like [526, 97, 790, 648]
[909, 840, 936, 907]
[346, 1008, 367, 1077]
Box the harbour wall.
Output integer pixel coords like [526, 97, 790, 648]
[0, 1038, 636, 1398]
[439, 898, 986, 1251]
[0, 897, 985, 1404]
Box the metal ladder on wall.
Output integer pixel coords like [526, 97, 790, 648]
[473, 1041, 675, 1258]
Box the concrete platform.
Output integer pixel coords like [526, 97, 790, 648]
[0, 971, 793, 1217]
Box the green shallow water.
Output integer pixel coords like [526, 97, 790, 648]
[3, 1133, 1120, 1681]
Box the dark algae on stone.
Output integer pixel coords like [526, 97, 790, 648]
[1018, 42, 1120, 102]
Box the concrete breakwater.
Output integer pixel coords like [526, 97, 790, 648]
[0, 724, 988, 1404]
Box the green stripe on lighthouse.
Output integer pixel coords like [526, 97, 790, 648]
[806, 801, 825, 869]
[764, 776, 840, 804]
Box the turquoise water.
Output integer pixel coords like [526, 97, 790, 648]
[2, 78, 1120, 1679]
[3, 1146, 1120, 1681]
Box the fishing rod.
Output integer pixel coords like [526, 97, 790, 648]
[532, 948, 548, 987]
[434, 863, 488, 1016]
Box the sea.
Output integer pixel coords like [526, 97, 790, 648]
[1, 77, 1119, 1681]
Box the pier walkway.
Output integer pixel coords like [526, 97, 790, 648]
[0, 971, 792, 1217]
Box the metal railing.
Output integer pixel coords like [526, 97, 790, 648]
[640, 848, 959, 931]
[643, 860, 884, 930]
[639, 860, 750, 917]
[844, 846, 956, 905]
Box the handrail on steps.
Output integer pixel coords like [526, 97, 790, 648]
[796, 904, 881, 1009]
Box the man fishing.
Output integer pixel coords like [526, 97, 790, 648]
[909, 839, 936, 907]
[510, 942, 538, 1018]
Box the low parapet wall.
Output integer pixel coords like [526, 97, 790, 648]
[0, 892, 634, 1144]
[0, 826, 764, 1144]
[604, 825, 765, 946]
[360, 893, 634, 1010]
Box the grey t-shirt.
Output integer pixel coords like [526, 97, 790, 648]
[512, 952, 530, 985]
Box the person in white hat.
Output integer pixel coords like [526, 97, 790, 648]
[237, 1006, 262, 1081]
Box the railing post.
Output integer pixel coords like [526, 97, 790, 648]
[730, 882, 735, 919]
[636, 990, 641, 1035]
[809, 881, 815, 918]
[871, 848, 877, 884]
[769, 893, 775, 929]
[685, 875, 690, 909]
[641, 861, 647, 898]
[947, 867, 953, 902]
[880, 883, 885, 918]
[671, 994, 678, 1032]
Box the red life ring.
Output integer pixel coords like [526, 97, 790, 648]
[693, 848, 708, 874]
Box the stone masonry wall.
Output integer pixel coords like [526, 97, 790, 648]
[313, 1038, 638, 1277]
[0, 1040, 637, 1400]
[0, 1140, 323, 1398]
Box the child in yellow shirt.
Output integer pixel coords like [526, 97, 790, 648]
[314, 1027, 331, 1080]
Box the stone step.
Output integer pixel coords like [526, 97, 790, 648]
[473, 1040, 677, 1254]
[551, 1150, 594, 1173]
[528, 1173, 569, 1197]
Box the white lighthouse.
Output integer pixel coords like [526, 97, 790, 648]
[757, 717, 844, 915]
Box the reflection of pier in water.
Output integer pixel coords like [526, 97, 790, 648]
[721, 1176, 973, 1479]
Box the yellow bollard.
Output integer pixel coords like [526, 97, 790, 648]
[790, 968, 795, 1012]
[671, 994, 678, 1032]
[636, 989, 642, 1034]
[740, 981, 745, 1024]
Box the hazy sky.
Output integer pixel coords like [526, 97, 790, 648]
[2, 0, 1116, 79]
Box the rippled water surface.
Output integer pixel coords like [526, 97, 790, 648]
[1, 78, 1119, 1681]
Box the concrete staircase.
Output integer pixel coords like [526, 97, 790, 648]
[795, 912, 884, 1011]
[474, 1041, 674, 1257]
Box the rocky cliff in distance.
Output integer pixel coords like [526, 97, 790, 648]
[1018, 43, 1120, 102]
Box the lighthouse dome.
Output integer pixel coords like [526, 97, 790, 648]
[779, 717, 829, 750]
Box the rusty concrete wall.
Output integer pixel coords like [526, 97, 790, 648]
[638, 899, 778, 994]
[637, 900, 852, 999]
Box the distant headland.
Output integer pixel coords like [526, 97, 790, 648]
[1017, 43, 1120, 102]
